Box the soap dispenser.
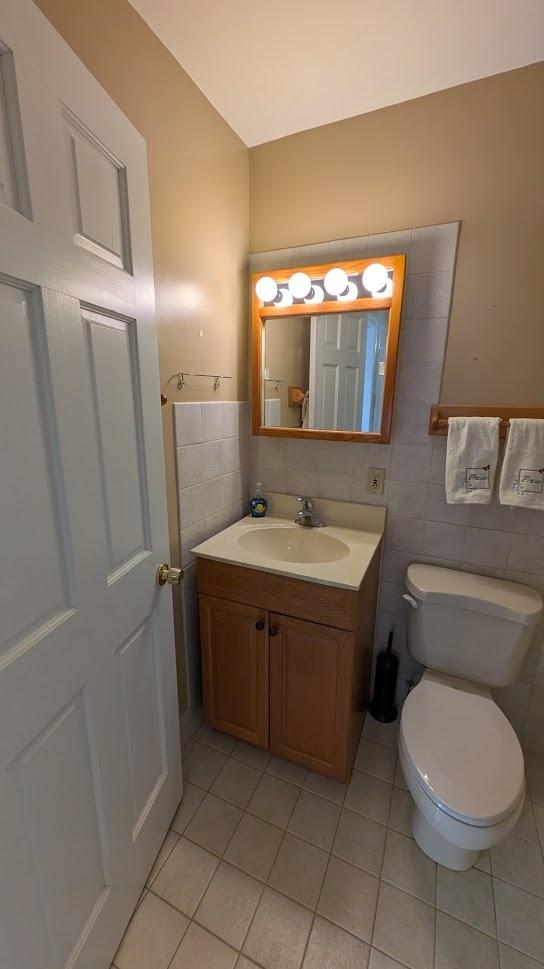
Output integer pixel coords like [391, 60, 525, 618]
[250, 482, 267, 518]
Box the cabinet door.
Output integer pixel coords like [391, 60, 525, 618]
[269, 613, 352, 779]
[199, 595, 269, 747]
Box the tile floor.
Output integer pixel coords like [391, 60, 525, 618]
[112, 716, 544, 969]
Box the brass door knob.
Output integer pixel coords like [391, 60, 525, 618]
[156, 563, 184, 586]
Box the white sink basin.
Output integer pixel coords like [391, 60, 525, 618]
[237, 525, 350, 564]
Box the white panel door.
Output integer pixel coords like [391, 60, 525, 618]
[0, 3, 181, 968]
[309, 313, 366, 430]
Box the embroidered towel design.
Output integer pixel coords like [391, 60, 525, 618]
[445, 416, 500, 504]
[499, 419, 544, 509]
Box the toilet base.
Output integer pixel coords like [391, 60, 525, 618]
[411, 805, 479, 871]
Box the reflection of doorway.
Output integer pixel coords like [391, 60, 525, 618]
[308, 312, 388, 432]
[362, 312, 388, 432]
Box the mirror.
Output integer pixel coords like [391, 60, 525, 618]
[252, 255, 406, 442]
[263, 310, 389, 433]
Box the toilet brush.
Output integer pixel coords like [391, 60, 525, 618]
[368, 630, 398, 723]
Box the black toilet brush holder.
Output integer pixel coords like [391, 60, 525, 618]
[369, 630, 398, 723]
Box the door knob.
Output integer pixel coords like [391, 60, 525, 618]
[269, 625, 279, 636]
[156, 563, 184, 586]
[255, 620, 265, 630]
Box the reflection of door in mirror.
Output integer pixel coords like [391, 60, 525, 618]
[308, 311, 389, 432]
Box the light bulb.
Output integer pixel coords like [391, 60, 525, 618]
[362, 263, 388, 294]
[324, 267, 349, 297]
[337, 281, 359, 302]
[276, 287, 293, 307]
[373, 277, 393, 298]
[255, 276, 278, 303]
[304, 284, 324, 304]
[288, 272, 312, 299]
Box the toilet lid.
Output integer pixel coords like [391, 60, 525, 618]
[400, 675, 525, 826]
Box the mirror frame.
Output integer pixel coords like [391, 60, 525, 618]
[251, 254, 406, 442]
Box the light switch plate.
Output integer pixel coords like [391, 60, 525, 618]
[368, 467, 385, 495]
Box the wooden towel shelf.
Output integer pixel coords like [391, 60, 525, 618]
[429, 405, 544, 438]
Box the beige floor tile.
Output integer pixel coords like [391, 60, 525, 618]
[243, 886, 313, 969]
[184, 742, 227, 789]
[372, 882, 435, 969]
[363, 715, 399, 749]
[499, 942, 544, 968]
[152, 837, 218, 916]
[381, 829, 436, 904]
[476, 850, 492, 873]
[491, 835, 544, 897]
[266, 755, 308, 787]
[236, 958, 260, 969]
[494, 878, 544, 962]
[344, 771, 392, 825]
[115, 891, 188, 969]
[248, 773, 300, 828]
[146, 829, 179, 886]
[394, 761, 408, 790]
[268, 832, 328, 909]
[171, 782, 206, 834]
[211, 758, 262, 808]
[288, 790, 341, 850]
[332, 809, 387, 877]
[194, 861, 263, 949]
[388, 786, 413, 837]
[435, 911, 499, 969]
[231, 739, 271, 771]
[436, 864, 496, 936]
[512, 802, 539, 844]
[533, 803, 544, 846]
[183, 792, 242, 855]
[194, 724, 237, 755]
[369, 949, 408, 968]
[355, 739, 397, 783]
[303, 770, 347, 805]
[302, 915, 370, 969]
[170, 921, 237, 969]
[525, 751, 544, 805]
[317, 856, 379, 942]
[224, 813, 284, 881]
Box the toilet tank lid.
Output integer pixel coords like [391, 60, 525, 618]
[406, 564, 543, 625]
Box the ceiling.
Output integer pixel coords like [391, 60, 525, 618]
[129, 0, 544, 146]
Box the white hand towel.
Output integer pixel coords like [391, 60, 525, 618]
[499, 418, 544, 509]
[445, 416, 500, 504]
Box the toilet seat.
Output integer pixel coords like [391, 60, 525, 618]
[400, 673, 525, 827]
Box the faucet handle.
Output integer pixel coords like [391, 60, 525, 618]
[296, 495, 314, 510]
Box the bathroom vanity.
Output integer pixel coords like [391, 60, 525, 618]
[192, 495, 384, 782]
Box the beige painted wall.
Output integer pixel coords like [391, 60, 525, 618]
[250, 63, 544, 407]
[35, 0, 249, 713]
[264, 316, 310, 426]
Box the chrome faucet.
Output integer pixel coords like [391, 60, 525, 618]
[295, 496, 326, 528]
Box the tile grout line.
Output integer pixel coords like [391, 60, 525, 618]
[295, 759, 349, 969]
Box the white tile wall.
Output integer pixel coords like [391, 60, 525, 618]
[174, 401, 250, 719]
[249, 222, 544, 751]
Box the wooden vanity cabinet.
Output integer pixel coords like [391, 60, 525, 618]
[199, 596, 269, 748]
[197, 548, 380, 782]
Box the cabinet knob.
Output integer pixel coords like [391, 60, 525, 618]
[269, 625, 279, 637]
[255, 620, 265, 630]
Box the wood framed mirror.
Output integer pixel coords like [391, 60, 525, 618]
[251, 254, 406, 443]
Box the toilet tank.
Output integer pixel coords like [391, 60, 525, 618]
[404, 564, 543, 688]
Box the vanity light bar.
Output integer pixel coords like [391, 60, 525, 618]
[255, 263, 393, 305]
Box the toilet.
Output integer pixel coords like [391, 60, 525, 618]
[399, 563, 543, 871]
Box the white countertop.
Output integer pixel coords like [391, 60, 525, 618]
[191, 493, 385, 591]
